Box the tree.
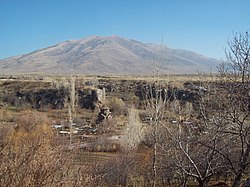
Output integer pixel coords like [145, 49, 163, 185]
[144, 81, 168, 187]
[68, 76, 76, 145]
[0, 121, 73, 187]
[119, 107, 144, 151]
[223, 31, 250, 83]
[90, 155, 135, 187]
[200, 31, 250, 187]
[160, 103, 223, 187]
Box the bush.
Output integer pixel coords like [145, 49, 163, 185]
[106, 97, 125, 116]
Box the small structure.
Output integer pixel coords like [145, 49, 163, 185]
[97, 106, 112, 123]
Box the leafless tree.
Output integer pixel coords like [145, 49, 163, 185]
[223, 31, 250, 83]
[69, 76, 76, 145]
[89, 155, 135, 187]
[160, 109, 223, 187]
[201, 31, 250, 187]
[142, 80, 168, 186]
[119, 107, 145, 151]
[0, 122, 75, 187]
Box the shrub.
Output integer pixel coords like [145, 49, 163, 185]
[106, 96, 125, 116]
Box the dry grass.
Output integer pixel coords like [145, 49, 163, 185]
[74, 151, 118, 163]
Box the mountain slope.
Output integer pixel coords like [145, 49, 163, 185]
[0, 35, 219, 74]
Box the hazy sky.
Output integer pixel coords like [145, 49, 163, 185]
[0, 0, 249, 60]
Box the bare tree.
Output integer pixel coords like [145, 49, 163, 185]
[89, 155, 135, 187]
[142, 42, 172, 186]
[119, 107, 144, 151]
[160, 108, 223, 187]
[69, 76, 76, 145]
[201, 31, 250, 187]
[0, 122, 74, 187]
[143, 81, 168, 187]
[223, 31, 250, 83]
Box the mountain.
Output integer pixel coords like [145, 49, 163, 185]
[0, 35, 219, 75]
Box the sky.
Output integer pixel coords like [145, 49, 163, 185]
[0, 0, 250, 60]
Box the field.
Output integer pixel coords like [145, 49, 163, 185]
[0, 73, 249, 187]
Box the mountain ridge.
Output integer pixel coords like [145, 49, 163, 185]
[0, 35, 219, 75]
